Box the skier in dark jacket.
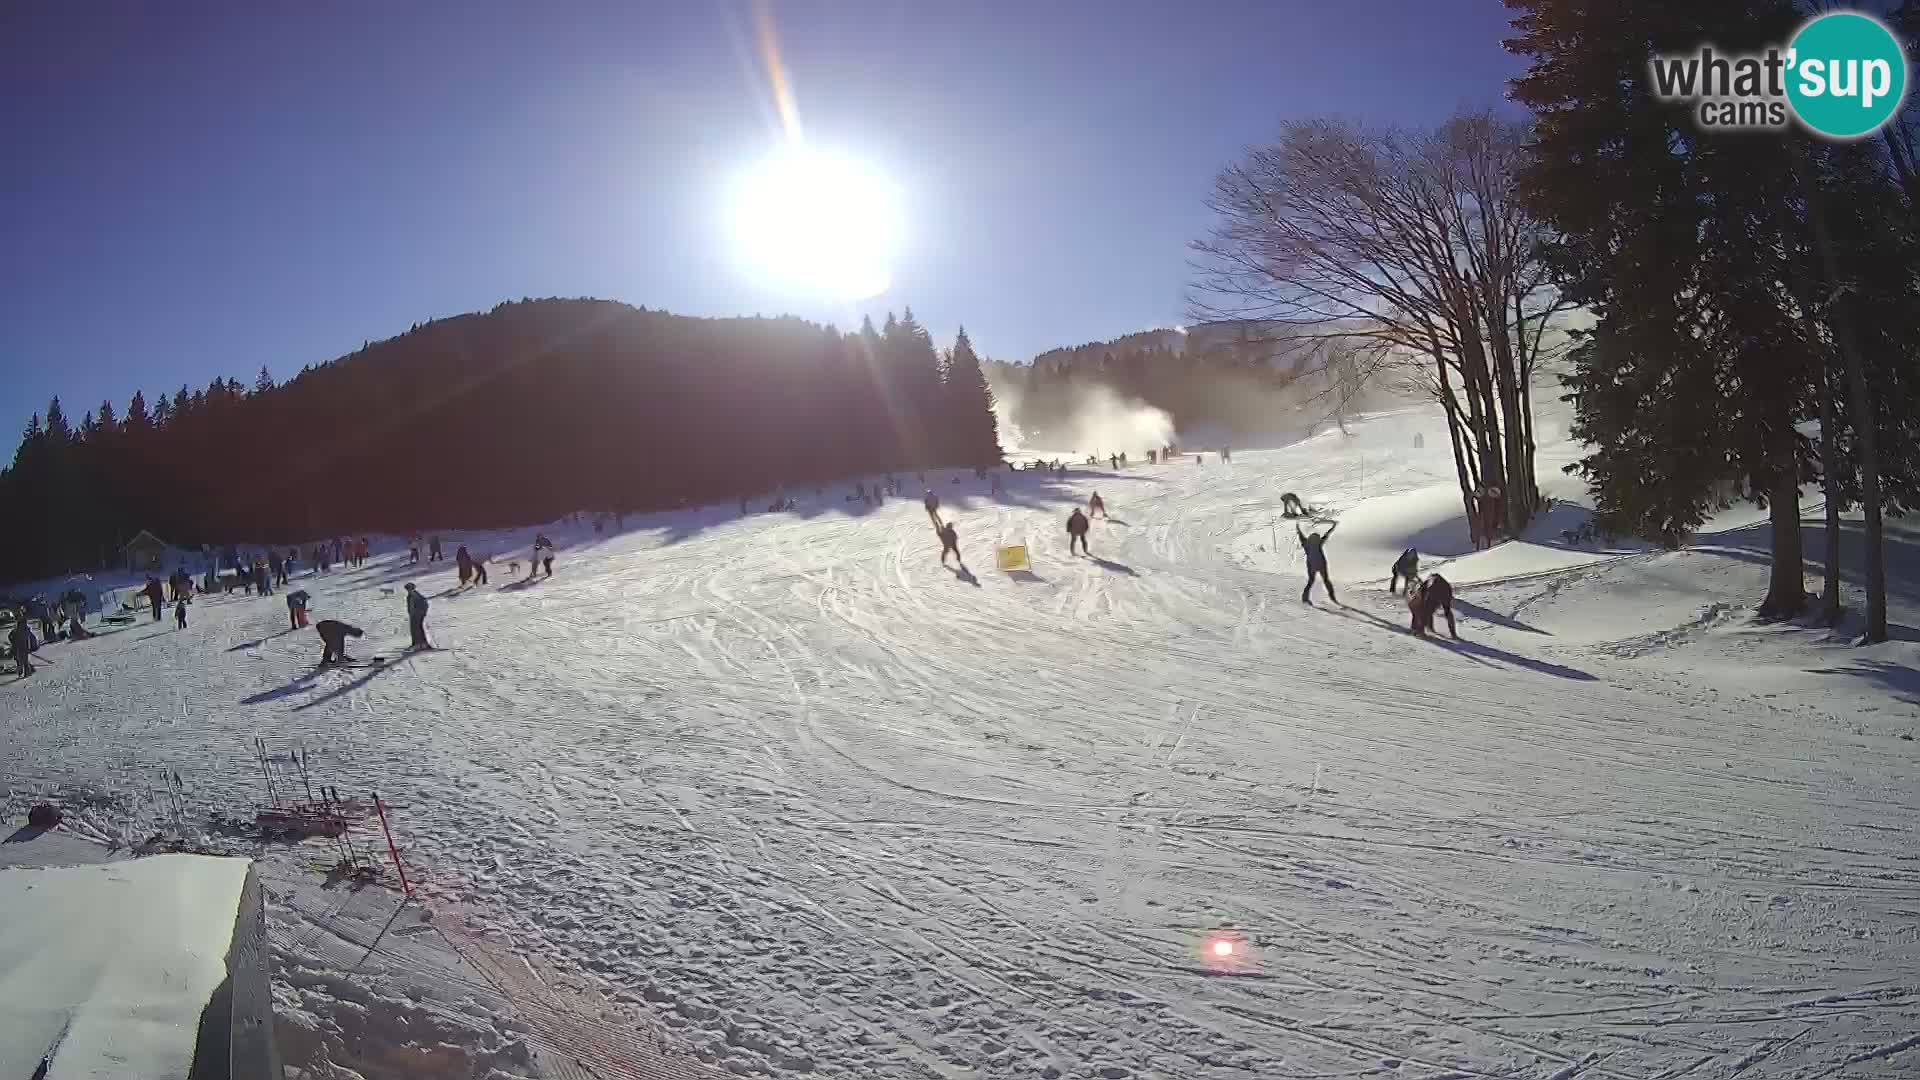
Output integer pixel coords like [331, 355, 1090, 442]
[175, 597, 188, 629]
[455, 546, 474, 586]
[1298, 521, 1338, 604]
[923, 490, 941, 528]
[286, 589, 311, 630]
[315, 619, 363, 665]
[1067, 508, 1091, 555]
[404, 583, 430, 650]
[1408, 573, 1457, 638]
[938, 521, 962, 566]
[145, 577, 164, 621]
[9, 611, 34, 676]
[1390, 547, 1420, 594]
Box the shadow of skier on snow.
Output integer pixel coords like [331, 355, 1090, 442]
[1451, 599, 1551, 635]
[226, 628, 297, 652]
[292, 659, 406, 712]
[499, 576, 547, 592]
[1090, 557, 1137, 576]
[948, 565, 981, 587]
[1427, 636, 1596, 681]
[242, 671, 320, 705]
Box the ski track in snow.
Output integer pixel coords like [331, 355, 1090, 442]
[6, 404, 1920, 1079]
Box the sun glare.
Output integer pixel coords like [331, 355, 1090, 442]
[732, 147, 901, 301]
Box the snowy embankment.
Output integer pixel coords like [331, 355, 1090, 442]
[4, 395, 1919, 1079]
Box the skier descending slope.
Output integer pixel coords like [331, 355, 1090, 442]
[923, 489, 941, 529]
[1067, 508, 1091, 556]
[1298, 521, 1338, 604]
[939, 520, 963, 567]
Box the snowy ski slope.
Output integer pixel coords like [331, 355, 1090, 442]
[5, 400, 1919, 1079]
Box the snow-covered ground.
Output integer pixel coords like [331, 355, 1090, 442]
[5, 398, 1920, 1078]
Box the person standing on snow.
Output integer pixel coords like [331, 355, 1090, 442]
[1088, 492, 1106, 519]
[174, 596, 188, 629]
[9, 610, 35, 676]
[1067, 508, 1091, 556]
[532, 534, 555, 577]
[429, 535, 444, 562]
[286, 589, 311, 630]
[404, 582, 431, 650]
[145, 576, 164, 621]
[1298, 520, 1339, 604]
[408, 535, 422, 564]
[315, 619, 363, 665]
[455, 545, 474, 587]
[923, 489, 941, 529]
[1390, 547, 1420, 595]
[938, 520, 962, 566]
[471, 553, 489, 585]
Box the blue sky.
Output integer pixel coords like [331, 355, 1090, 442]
[0, 1, 1524, 442]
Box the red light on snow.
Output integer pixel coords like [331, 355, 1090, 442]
[1199, 931, 1254, 973]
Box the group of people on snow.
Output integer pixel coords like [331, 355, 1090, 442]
[1292, 527, 1457, 637]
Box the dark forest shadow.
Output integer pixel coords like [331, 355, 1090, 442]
[292, 659, 405, 711]
[1431, 636, 1597, 681]
[1696, 516, 1920, 608]
[1808, 656, 1920, 708]
[1452, 598, 1550, 636]
[646, 467, 1163, 546]
[1091, 557, 1137, 576]
[948, 565, 981, 587]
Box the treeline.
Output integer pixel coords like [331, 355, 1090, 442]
[1507, 0, 1920, 641]
[986, 328, 1319, 446]
[0, 299, 1001, 582]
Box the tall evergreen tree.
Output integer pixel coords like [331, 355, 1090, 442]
[943, 328, 1002, 465]
[1507, 0, 1813, 617]
[125, 391, 152, 435]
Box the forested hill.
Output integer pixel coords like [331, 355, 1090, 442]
[1, 298, 1001, 581]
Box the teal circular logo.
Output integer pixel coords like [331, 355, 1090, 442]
[1786, 12, 1908, 138]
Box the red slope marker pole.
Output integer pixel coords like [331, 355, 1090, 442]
[373, 793, 413, 898]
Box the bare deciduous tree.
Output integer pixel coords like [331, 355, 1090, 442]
[1188, 111, 1575, 537]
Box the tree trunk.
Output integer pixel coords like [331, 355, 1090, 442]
[1787, 251, 1846, 627]
[1818, 365, 1845, 626]
[1757, 411, 1807, 621]
[1432, 347, 1478, 527]
[1802, 150, 1888, 643]
[1836, 333, 1887, 642]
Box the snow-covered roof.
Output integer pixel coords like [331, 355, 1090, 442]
[0, 854, 254, 1078]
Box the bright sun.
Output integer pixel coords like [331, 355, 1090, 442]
[732, 146, 902, 301]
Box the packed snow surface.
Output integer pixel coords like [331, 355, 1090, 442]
[5, 400, 1920, 1078]
[0, 854, 251, 1079]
